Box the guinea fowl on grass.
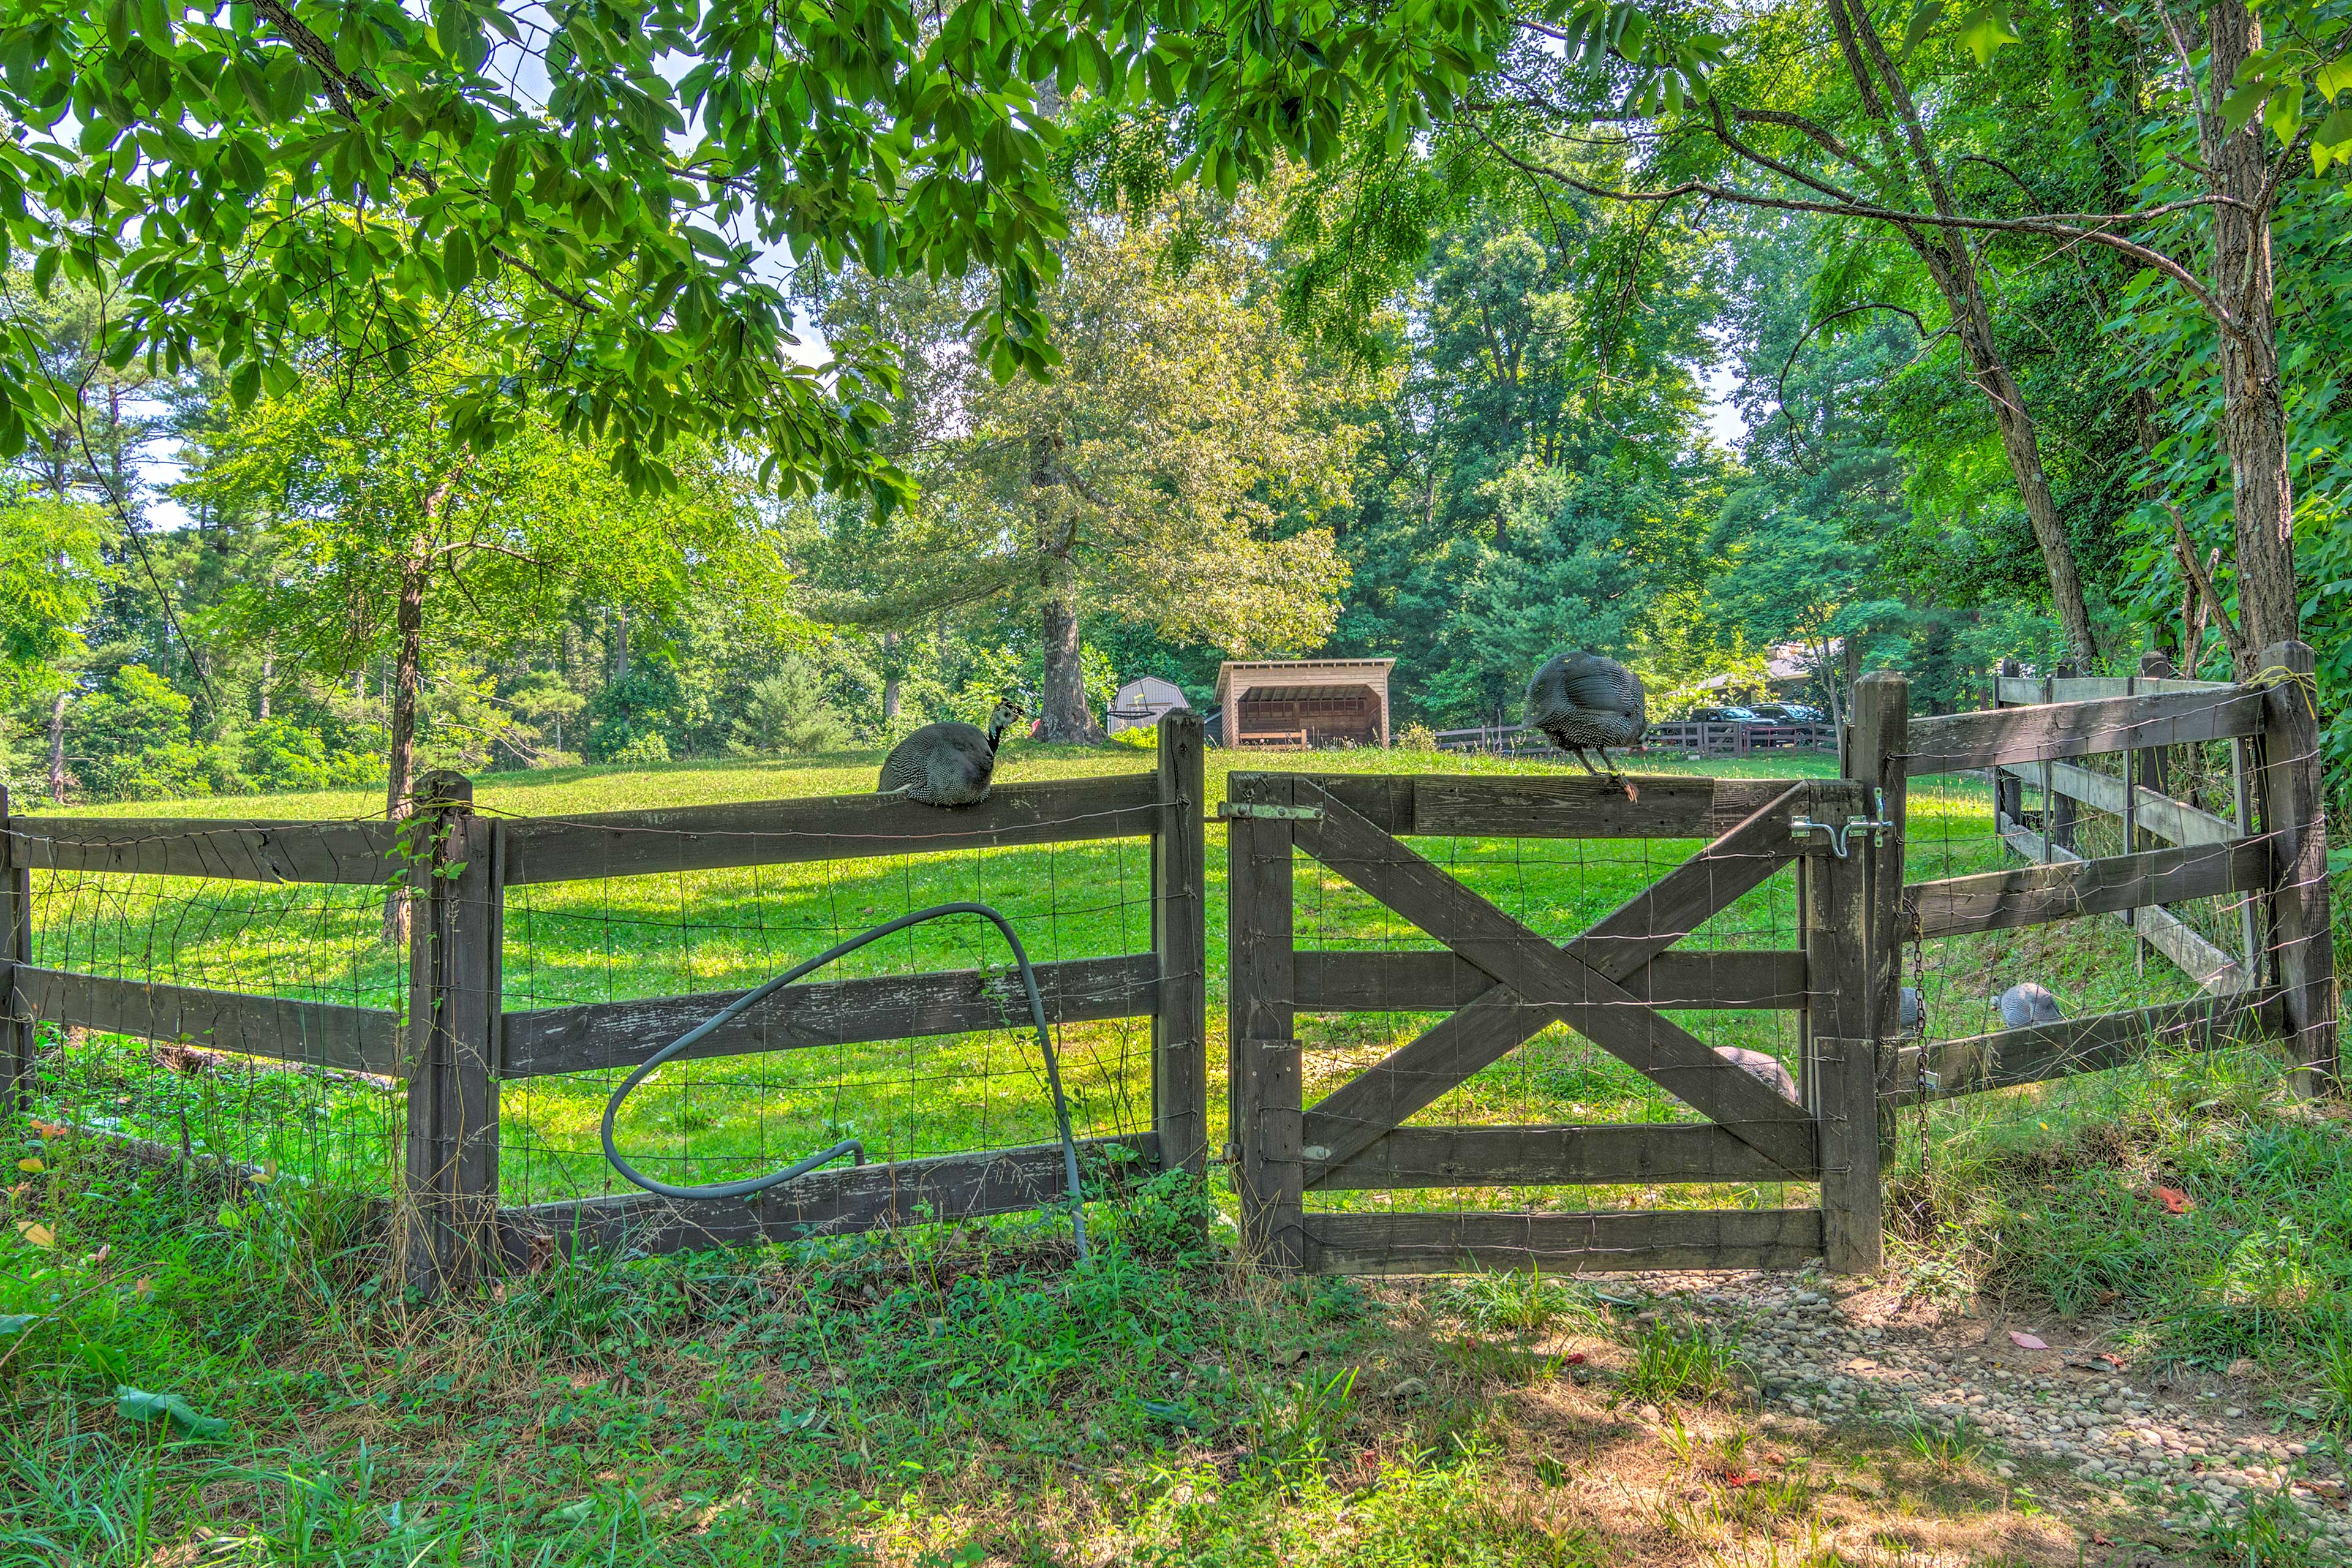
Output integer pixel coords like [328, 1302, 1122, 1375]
[876, 696, 1028, 807]
[1996, 982, 2065, 1029]
[1525, 650, 1648, 802]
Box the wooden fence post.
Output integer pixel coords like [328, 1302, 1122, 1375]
[2253, 642, 2337, 1095]
[1227, 777, 1303, 1270]
[1992, 658, 2023, 829]
[1153, 710, 1208, 1178]
[401, 771, 502, 1295]
[0, 788, 28, 1112]
[2045, 662, 2080, 856]
[1810, 673, 1903, 1275]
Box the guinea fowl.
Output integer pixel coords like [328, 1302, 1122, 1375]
[1718, 1046, 1799, 1103]
[876, 696, 1028, 807]
[1996, 982, 2065, 1030]
[1525, 650, 1648, 801]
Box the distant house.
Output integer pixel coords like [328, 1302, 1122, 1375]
[1107, 676, 1190, 734]
[1765, 639, 1839, 696]
[1213, 659, 1393, 748]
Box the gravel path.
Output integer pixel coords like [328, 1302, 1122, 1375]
[1639, 1269, 2352, 1552]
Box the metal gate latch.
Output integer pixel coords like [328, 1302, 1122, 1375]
[1792, 814, 1894, 858]
[1218, 803, 1325, 821]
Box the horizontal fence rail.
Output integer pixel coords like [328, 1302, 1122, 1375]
[499, 774, 1160, 883]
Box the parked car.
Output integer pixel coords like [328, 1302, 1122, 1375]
[1680, 705, 1773, 725]
[1748, 703, 1824, 723]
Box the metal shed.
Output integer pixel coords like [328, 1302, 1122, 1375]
[1213, 658, 1393, 748]
[1108, 676, 1191, 734]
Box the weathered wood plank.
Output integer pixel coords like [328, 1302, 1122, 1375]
[1291, 949, 1809, 1013]
[1153, 712, 1210, 1177]
[2254, 642, 2337, 1093]
[1403, 776, 1796, 840]
[1, 788, 28, 1110]
[1906, 838, 2271, 941]
[1883, 991, 2278, 1103]
[1303, 1207, 1826, 1276]
[1226, 774, 1303, 1266]
[1998, 759, 2239, 847]
[500, 774, 1161, 885]
[403, 780, 500, 1297]
[1999, 822, 2255, 994]
[6, 815, 400, 884]
[1815, 671, 1899, 1275]
[1999, 676, 2236, 703]
[1304, 1121, 1815, 1189]
[1287, 781, 1821, 1177]
[15, 965, 403, 1076]
[499, 955, 1159, 1078]
[505, 1134, 1158, 1259]
[1904, 687, 2266, 776]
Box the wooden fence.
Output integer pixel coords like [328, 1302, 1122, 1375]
[1882, 640, 2333, 1106]
[1, 714, 1209, 1295]
[1, 645, 2334, 1288]
[1434, 719, 1838, 758]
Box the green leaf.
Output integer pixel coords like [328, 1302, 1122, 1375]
[1901, 0, 1946, 61]
[2318, 58, 2352, 104]
[1955, 2, 2019, 64]
[115, 1387, 230, 1439]
[443, 227, 475, 291]
[2264, 74, 2304, 146]
[0, 1313, 37, 1336]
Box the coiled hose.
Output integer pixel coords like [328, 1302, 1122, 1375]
[600, 902, 1088, 1257]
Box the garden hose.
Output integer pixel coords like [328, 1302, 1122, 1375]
[599, 902, 1088, 1257]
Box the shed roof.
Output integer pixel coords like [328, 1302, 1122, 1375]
[1215, 658, 1394, 709]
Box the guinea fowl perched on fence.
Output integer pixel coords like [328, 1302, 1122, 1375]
[1525, 651, 1648, 801]
[876, 696, 1028, 807]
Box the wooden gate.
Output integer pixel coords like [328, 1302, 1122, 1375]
[1226, 767, 1890, 1279]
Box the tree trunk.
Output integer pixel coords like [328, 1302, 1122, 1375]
[48, 692, 67, 804]
[881, 631, 902, 723]
[1824, 0, 2101, 667]
[382, 557, 426, 945]
[258, 647, 273, 720]
[1038, 565, 1099, 743]
[2206, 0, 2302, 660]
[612, 606, 630, 682]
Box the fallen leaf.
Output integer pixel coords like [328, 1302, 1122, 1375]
[1764, 1449, 1787, 1463]
[1722, 1468, 1764, 1488]
[2154, 1185, 2193, 1214]
[1561, 1351, 1587, 1365]
[2096, 1352, 2127, 1369]
[2090, 1533, 2113, 1547]
[15, 1158, 41, 1174]
[30, 1121, 66, 1140]
[2010, 1330, 2049, 1350]
[13, 1221, 52, 1248]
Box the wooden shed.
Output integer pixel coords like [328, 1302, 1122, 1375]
[1214, 659, 1394, 748]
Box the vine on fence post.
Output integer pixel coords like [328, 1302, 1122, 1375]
[399, 771, 503, 1298]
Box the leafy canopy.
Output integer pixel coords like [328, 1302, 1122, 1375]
[0, 0, 1541, 504]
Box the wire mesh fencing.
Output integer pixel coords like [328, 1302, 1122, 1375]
[495, 834, 1161, 1207]
[13, 815, 407, 1196]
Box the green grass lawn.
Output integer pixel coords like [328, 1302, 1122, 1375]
[21, 742, 2220, 1221]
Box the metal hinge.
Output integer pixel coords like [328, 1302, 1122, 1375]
[1218, 803, 1325, 822]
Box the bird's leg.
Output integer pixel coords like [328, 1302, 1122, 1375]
[1569, 747, 1604, 779]
[1600, 749, 1638, 804]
